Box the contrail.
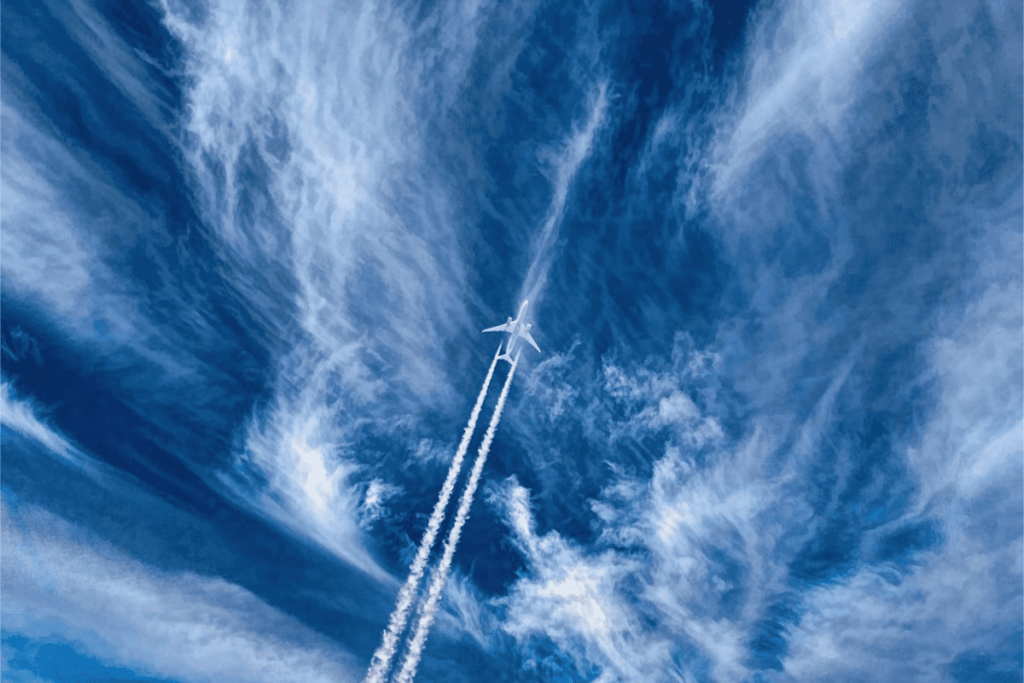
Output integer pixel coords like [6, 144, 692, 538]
[363, 347, 502, 683]
[393, 351, 520, 683]
[517, 83, 608, 307]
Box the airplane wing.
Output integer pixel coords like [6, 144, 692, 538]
[519, 328, 541, 353]
[482, 323, 512, 333]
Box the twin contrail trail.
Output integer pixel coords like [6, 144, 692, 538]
[392, 351, 520, 683]
[363, 348, 502, 683]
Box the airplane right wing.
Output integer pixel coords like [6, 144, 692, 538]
[482, 323, 512, 334]
[519, 328, 541, 353]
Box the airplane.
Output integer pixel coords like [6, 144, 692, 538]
[483, 300, 540, 363]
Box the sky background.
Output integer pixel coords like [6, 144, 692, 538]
[1, 0, 1022, 681]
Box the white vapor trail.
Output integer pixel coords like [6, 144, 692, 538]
[518, 83, 608, 307]
[393, 352, 521, 683]
[363, 347, 502, 683]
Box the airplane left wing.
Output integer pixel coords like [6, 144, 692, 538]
[519, 328, 541, 353]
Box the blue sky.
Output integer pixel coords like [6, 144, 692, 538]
[1, 0, 1021, 681]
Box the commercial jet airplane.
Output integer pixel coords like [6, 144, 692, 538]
[483, 300, 540, 363]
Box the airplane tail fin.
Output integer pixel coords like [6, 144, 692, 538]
[496, 340, 515, 365]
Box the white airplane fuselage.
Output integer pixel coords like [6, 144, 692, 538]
[502, 301, 529, 357]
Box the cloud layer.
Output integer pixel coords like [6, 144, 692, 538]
[1, 0, 1019, 680]
[2, 499, 363, 683]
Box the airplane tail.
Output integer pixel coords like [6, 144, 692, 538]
[496, 340, 515, 364]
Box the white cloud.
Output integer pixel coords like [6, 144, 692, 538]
[494, 477, 672, 682]
[158, 0, 456, 576]
[777, 230, 1023, 681]
[218, 388, 390, 582]
[1, 500, 363, 683]
[359, 477, 404, 528]
[517, 341, 585, 421]
[781, 530, 1023, 681]
[598, 347, 726, 449]
[0, 103, 147, 349]
[494, 361, 806, 682]
[0, 378, 126, 489]
[1, 380, 81, 465]
[409, 437, 457, 467]
[491, 1, 1021, 667]
[156, 0, 540, 577]
[160, 0, 488, 397]
[1, 381, 367, 681]
[910, 276, 1023, 504]
[709, 0, 911, 205]
[493, 270, 1018, 682]
[519, 82, 610, 306]
[0, 3, 217, 384]
[431, 570, 494, 651]
[0, 0, 177, 334]
[156, 0, 620, 583]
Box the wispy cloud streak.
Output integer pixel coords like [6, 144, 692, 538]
[1, 380, 79, 464]
[393, 352, 521, 683]
[364, 347, 501, 683]
[518, 84, 609, 307]
[709, 0, 910, 203]
[491, 0, 1022, 678]
[156, 0, 490, 575]
[2, 500, 363, 683]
